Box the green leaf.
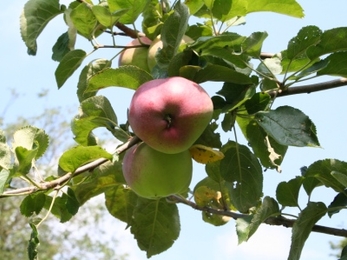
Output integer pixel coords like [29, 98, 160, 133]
[244, 92, 271, 115]
[20, 0, 64, 55]
[317, 52, 347, 77]
[72, 95, 129, 145]
[221, 110, 237, 132]
[303, 159, 347, 195]
[77, 95, 118, 125]
[257, 56, 282, 75]
[52, 32, 73, 61]
[245, 0, 304, 18]
[331, 171, 347, 188]
[131, 198, 180, 257]
[286, 26, 322, 60]
[341, 245, 347, 260]
[105, 185, 138, 225]
[220, 141, 263, 213]
[65, 188, 80, 215]
[215, 82, 256, 112]
[327, 189, 347, 217]
[280, 50, 313, 74]
[28, 223, 39, 260]
[92, 5, 127, 28]
[194, 122, 222, 148]
[210, 0, 232, 21]
[276, 176, 303, 207]
[185, 0, 205, 15]
[190, 33, 248, 68]
[87, 66, 153, 92]
[156, 1, 190, 69]
[182, 64, 254, 84]
[64, 7, 77, 49]
[45, 190, 80, 223]
[242, 31, 268, 57]
[287, 59, 329, 81]
[15, 146, 37, 175]
[20, 193, 46, 217]
[55, 49, 86, 89]
[205, 160, 223, 182]
[70, 2, 97, 39]
[288, 202, 327, 260]
[74, 160, 125, 204]
[58, 145, 112, 172]
[237, 116, 287, 171]
[235, 215, 253, 244]
[255, 106, 320, 147]
[186, 23, 214, 39]
[14, 146, 38, 175]
[77, 59, 112, 102]
[248, 196, 280, 239]
[141, 0, 162, 40]
[307, 27, 347, 60]
[0, 169, 10, 194]
[13, 126, 49, 160]
[108, 0, 149, 24]
[206, 0, 303, 23]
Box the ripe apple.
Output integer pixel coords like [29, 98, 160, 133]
[122, 142, 193, 199]
[147, 35, 193, 71]
[118, 37, 152, 72]
[128, 76, 213, 154]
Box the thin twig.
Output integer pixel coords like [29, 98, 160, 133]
[115, 22, 145, 38]
[260, 52, 275, 59]
[270, 78, 347, 97]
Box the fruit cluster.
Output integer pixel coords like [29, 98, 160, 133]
[122, 76, 213, 199]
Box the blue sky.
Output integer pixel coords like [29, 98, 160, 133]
[1, 1, 347, 259]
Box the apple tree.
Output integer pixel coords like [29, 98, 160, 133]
[1, 0, 347, 259]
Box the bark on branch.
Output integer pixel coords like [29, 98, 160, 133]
[169, 195, 347, 238]
[274, 78, 347, 97]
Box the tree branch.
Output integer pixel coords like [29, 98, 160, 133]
[273, 78, 347, 97]
[260, 52, 276, 59]
[115, 22, 145, 39]
[0, 136, 141, 198]
[169, 195, 347, 238]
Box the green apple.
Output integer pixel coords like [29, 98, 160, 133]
[122, 142, 192, 199]
[128, 76, 213, 154]
[147, 35, 193, 71]
[118, 37, 152, 72]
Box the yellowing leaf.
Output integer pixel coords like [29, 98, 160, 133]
[189, 144, 224, 164]
[194, 185, 222, 207]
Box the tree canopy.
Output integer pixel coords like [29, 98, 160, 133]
[1, 0, 347, 259]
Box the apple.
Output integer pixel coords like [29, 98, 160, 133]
[118, 36, 152, 72]
[147, 35, 193, 71]
[128, 76, 213, 154]
[122, 142, 193, 199]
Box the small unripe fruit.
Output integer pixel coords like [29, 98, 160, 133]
[147, 35, 193, 71]
[118, 37, 152, 72]
[122, 142, 193, 199]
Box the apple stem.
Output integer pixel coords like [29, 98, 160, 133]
[164, 114, 172, 128]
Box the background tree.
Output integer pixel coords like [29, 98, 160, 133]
[1, 0, 347, 260]
[0, 92, 127, 260]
